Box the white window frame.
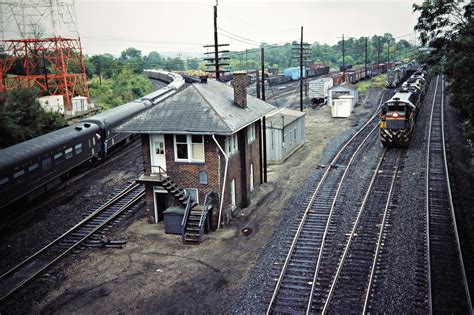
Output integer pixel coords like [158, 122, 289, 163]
[173, 135, 205, 163]
[247, 123, 256, 143]
[225, 133, 239, 156]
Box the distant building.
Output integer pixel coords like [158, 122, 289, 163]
[266, 108, 306, 164]
[37, 95, 65, 115]
[117, 72, 275, 232]
[328, 82, 359, 109]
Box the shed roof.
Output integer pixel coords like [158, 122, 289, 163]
[329, 82, 358, 91]
[116, 80, 275, 135]
[266, 108, 306, 129]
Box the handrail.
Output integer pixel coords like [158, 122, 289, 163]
[198, 193, 212, 241]
[181, 195, 192, 240]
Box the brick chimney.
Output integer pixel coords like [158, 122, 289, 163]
[232, 71, 247, 108]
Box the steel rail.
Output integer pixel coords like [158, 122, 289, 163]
[0, 183, 144, 301]
[320, 147, 388, 313]
[439, 77, 472, 313]
[266, 90, 386, 314]
[425, 75, 472, 313]
[362, 150, 402, 314]
[0, 181, 138, 280]
[305, 124, 379, 314]
[425, 75, 439, 314]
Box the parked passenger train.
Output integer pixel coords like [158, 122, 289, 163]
[0, 70, 184, 209]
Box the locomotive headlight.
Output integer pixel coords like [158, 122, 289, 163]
[392, 112, 399, 118]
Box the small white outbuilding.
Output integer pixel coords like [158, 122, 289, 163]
[266, 108, 306, 164]
[328, 82, 359, 109]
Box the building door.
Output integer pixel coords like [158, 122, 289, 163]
[150, 134, 166, 173]
[153, 187, 168, 223]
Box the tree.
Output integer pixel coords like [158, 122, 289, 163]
[413, 0, 474, 139]
[0, 88, 68, 148]
[144, 51, 162, 69]
[120, 47, 142, 60]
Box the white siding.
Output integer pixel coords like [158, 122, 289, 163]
[266, 115, 305, 164]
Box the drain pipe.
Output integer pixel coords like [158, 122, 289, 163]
[212, 134, 228, 229]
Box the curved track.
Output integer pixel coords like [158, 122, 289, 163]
[266, 91, 390, 314]
[425, 76, 472, 313]
[0, 182, 145, 302]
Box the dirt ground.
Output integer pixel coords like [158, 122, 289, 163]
[30, 90, 380, 314]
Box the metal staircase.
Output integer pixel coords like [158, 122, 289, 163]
[155, 167, 212, 245]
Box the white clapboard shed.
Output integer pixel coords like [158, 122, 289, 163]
[328, 82, 358, 109]
[266, 108, 306, 164]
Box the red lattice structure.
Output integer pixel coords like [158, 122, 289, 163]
[0, 37, 90, 112]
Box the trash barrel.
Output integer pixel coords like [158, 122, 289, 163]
[163, 206, 186, 234]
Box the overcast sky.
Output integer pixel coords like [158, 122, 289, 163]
[73, 0, 422, 57]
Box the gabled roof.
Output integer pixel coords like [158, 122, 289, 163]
[117, 80, 276, 135]
[266, 108, 306, 129]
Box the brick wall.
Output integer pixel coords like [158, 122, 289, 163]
[141, 134, 151, 175]
[232, 72, 247, 108]
[140, 121, 264, 227]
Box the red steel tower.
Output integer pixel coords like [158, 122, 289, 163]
[0, 36, 90, 112]
[0, 0, 90, 114]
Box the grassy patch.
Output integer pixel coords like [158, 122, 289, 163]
[357, 74, 387, 93]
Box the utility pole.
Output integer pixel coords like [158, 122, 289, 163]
[377, 36, 380, 65]
[203, 4, 229, 80]
[300, 27, 303, 111]
[387, 40, 390, 66]
[292, 26, 310, 111]
[261, 47, 265, 101]
[256, 69, 261, 99]
[342, 33, 345, 71]
[365, 37, 368, 78]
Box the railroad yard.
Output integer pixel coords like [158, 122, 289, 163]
[0, 75, 472, 314]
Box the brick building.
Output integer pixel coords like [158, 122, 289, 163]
[117, 72, 275, 233]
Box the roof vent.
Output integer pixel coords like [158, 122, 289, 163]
[75, 126, 83, 131]
[83, 123, 91, 128]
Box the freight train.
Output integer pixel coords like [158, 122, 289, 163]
[0, 70, 185, 209]
[268, 64, 330, 85]
[379, 66, 429, 147]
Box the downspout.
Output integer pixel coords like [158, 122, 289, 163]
[212, 134, 228, 229]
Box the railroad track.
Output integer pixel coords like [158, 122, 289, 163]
[0, 181, 145, 302]
[425, 76, 472, 313]
[266, 90, 391, 314]
[319, 148, 405, 313]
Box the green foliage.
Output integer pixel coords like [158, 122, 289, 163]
[357, 74, 387, 93]
[223, 34, 413, 72]
[413, 0, 474, 140]
[0, 88, 68, 148]
[88, 67, 154, 110]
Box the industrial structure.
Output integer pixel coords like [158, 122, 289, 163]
[0, 0, 90, 115]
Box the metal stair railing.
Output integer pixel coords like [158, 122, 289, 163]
[181, 194, 192, 241]
[198, 193, 212, 242]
